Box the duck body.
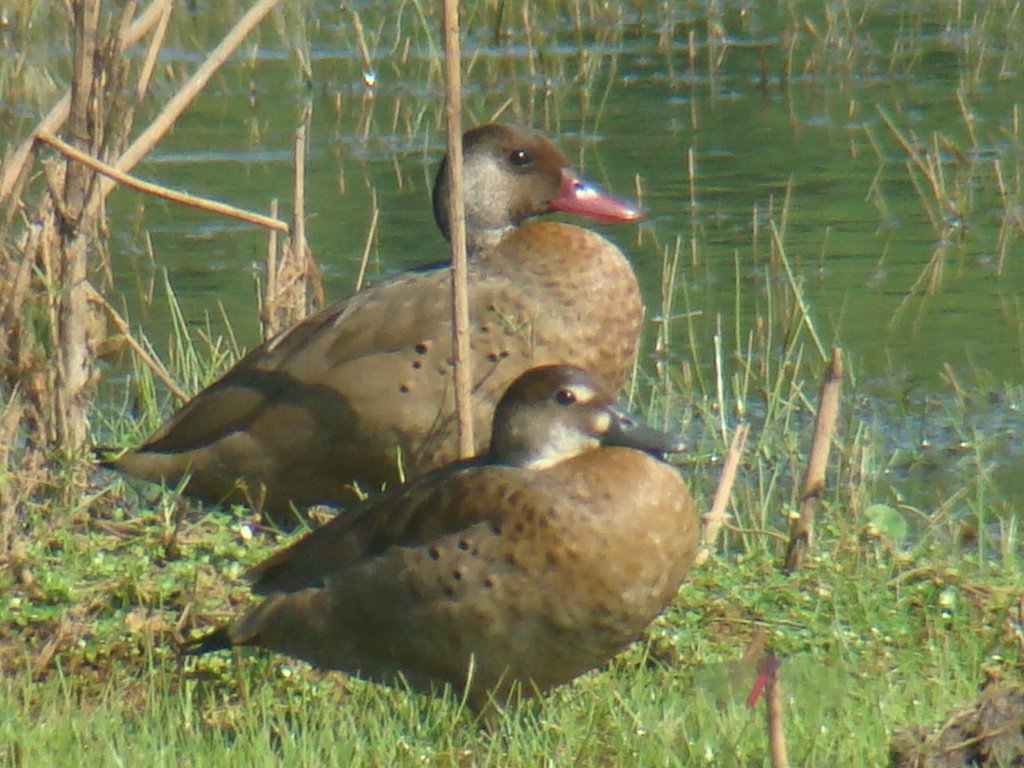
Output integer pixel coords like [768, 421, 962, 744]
[186, 365, 698, 713]
[114, 222, 640, 514]
[109, 126, 642, 520]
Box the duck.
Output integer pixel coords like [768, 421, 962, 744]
[184, 364, 698, 715]
[106, 125, 643, 524]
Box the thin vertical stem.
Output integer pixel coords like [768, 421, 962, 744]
[262, 198, 279, 341]
[55, 0, 102, 453]
[354, 189, 379, 293]
[442, 0, 474, 458]
[783, 348, 843, 573]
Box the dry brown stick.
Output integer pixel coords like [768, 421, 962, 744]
[783, 347, 843, 573]
[0, 389, 27, 554]
[295, 115, 322, 312]
[232, 647, 250, 705]
[1, 94, 69, 204]
[112, 1, 140, 67]
[259, 114, 322, 337]
[1, 178, 42, 353]
[292, 123, 308, 310]
[35, 131, 289, 233]
[345, 6, 374, 76]
[84, 283, 188, 402]
[134, 0, 172, 102]
[88, 0, 287, 214]
[765, 657, 790, 768]
[32, 614, 69, 679]
[742, 627, 768, 668]
[262, 199, 280, 341]
[741, 631, 789, 768]
[695, 422, 750, 566]
[52, 0, 102, 454]
[354, 189, 379, 293]
[442, 0, 474, 458]
[0, 0, 170, 201]
[488, 97, 515, 124]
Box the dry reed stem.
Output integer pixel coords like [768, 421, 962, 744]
[262, 199, 280, 340]
[695, 422, 750, 567]
[87, 0, 287, 215]
[770, 221, 828, 362]
[783, 347, 843, 573]
[743, 627, 768, 668]
[741, 630, 789, 768]
[0, 223, 39, 381]
[32, 615, 69, 679]
[134, 0, 172, 103]
[296, 118, 323, 311]
[292, 121, 308, 293]
[261, 119, 321, 339]
[35, 132, 289, 234]
[442, 0, 474, 459]
[0, 0, 171, 201]
[53, 0, 101, 454]
[942, 362, 967, 401]
[354, 189, 379, 293]
[84, 283, 188, 402]
[877, 106, 956, 233]
[0, 391, 28, 553]
[1, 0, 288, 542]
[345, 6, 374, 75]
[766, 656, 790, 768]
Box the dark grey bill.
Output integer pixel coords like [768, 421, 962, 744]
[602, 405, 686, 460]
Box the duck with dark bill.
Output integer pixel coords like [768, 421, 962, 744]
[185, 365, 698, 716]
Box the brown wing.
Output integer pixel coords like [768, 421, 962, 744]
[135, 267, 452, 455]
[247, 460, 521, 595]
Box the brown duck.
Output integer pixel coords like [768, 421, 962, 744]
[185, 365, 698, 714]
[108, 125, 643, 521]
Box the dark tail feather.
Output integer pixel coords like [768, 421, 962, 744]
[180, 626, 234, 656]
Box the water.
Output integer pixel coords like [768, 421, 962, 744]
[11, 1, 1023, 517]
[98, 2, 1022, 378]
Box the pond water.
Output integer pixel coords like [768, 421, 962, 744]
[13, 2, 1023, 519]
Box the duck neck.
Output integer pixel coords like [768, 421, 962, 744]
[467, 225, 515, 254]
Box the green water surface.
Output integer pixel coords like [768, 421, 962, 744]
[6, 0, 1022, 520]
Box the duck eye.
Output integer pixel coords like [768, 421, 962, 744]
[555, 389, 576, 406]
[509, 149, 532, 167]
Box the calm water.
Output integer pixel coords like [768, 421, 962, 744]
[102, 3, 1023, 377]
[21, 2, 1022, 514]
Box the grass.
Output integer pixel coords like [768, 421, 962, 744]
[2, 506, 1019, 765]
[6, 243, 1017, 767]
[3, 0, 1024, 765]
[4, 264, 1021, 763]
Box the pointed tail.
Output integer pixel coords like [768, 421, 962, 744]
[180, 626, 234, 656]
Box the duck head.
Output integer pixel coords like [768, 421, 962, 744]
[432, 125, 641, 252]
[489, 365, 684, 470]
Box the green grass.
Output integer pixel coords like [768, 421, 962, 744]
[2, 514, 1018, 765]
[5, 295, 1023, 765]
[7, 293, 1020, 764]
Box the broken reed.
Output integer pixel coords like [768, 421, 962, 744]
[0, 0, 291, 556]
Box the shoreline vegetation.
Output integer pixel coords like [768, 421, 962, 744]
[1, 1, 1021, 765]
